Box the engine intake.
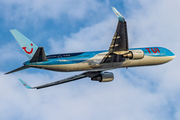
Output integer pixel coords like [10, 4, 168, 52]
[91, 72, 114, 82]
[123, 50, 144, 59]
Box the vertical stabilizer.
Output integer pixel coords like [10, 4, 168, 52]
[10, 29, 38, 60]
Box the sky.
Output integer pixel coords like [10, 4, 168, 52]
[0, 0, 180, 120]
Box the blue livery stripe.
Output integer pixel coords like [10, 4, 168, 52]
[24, 47, 175, 66]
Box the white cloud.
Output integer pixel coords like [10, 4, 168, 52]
[48, 16, 117, 53]
[0, 41, 24, 61]
[126, 0, 180, 49]
[0, 0, 105, 27]
[0, 70, 177, 120]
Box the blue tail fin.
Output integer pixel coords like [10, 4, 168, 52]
[10, 29, 39, 60]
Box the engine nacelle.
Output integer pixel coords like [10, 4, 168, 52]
[91, 72, 114, 82]
[123, 50, 144, 59]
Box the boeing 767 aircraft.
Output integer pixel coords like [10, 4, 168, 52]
[5, 7, 175, 89]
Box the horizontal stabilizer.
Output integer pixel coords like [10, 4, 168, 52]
[5, 66, 30, 75]
[30, 47, 47, 62]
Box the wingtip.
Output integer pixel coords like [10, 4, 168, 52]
[111, 7, 125, 22]
[18, 79, 34, 89]
[10, 29, 16, 32]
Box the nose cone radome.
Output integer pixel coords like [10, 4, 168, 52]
[168, 50, 175, 61]
[169, 55, 175, 61]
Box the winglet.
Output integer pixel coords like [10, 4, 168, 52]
[111, 7, 125, 22]
[18, 79, 34, 89]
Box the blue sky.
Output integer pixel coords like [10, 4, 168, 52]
[0, 0, 180, 120]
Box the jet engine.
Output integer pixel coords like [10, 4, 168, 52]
[123, 50, 144, 59]
[91, 72, 114, 82]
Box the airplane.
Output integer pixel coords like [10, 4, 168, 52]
[5, 7, 175, 89]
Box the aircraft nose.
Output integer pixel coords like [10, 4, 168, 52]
[168, 50, 175, 60]
[169, 55, 175, 61]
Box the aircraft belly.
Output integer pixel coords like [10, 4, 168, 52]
[72, 62, 92, 71]
[30, 63, 93, 72]
[121, 55, 175, 67]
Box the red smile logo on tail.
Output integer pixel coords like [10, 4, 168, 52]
[22, 43, 33, 54]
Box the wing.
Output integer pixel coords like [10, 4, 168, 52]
[109, 7, 129, 53]
[18, 71, 101, 89]
[101, 7, 129, 63]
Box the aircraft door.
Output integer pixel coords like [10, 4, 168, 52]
[160, 48, 165, 55]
